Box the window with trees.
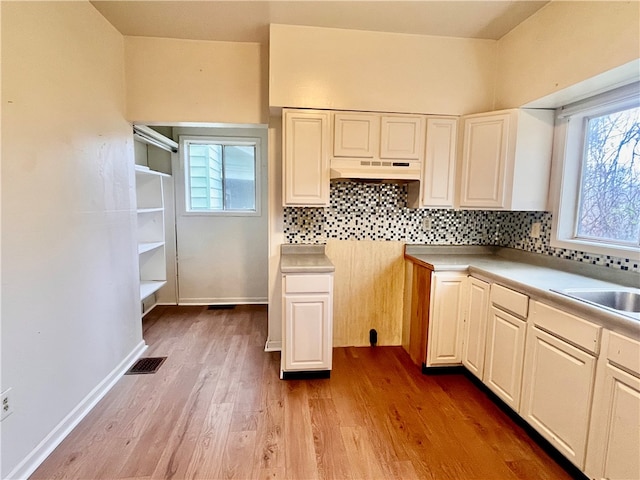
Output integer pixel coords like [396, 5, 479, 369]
[552, 83, 639, 257]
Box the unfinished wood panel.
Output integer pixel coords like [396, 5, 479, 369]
[408, 263, 432, 367]
[325, 239, 405, 347]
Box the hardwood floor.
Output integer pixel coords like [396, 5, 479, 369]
[32, 305, 573, 479]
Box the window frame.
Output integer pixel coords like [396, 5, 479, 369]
[550, 82, 640, 258]
[179, 135, 262, 217]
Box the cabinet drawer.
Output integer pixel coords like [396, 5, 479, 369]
[490, 284, 529, 319]
[607, 331, 640, 374]
[531, 301, 601, 355]
[284, 274, 332, 294]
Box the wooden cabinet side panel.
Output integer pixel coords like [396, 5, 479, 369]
[409, 264, 431, 366]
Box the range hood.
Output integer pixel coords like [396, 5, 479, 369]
[329, 158, 421, 182]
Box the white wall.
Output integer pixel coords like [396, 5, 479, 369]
[125, 36, 268, 125]
[1, 2, 143, 477]
[269, 24, 497, 115]
[495, 1, 640, 109]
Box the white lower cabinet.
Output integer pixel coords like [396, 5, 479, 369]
[282, 273, 333, 374]
[483, 305, 527, 411]
[462, 276, 490, 379]
[586, 330, 640, 480]
[427, 272, 467, 366]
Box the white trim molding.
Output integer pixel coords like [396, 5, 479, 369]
[550, 82, 640, 259]
[6, 341, 148, 480]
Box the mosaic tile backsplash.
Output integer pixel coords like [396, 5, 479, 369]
[284, 182, 639, 273]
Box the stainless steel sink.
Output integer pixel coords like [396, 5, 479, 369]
[553, 288, 640, 320]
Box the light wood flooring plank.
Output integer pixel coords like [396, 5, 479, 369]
[31, 305, 576, 480]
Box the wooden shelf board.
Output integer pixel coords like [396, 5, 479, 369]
[138, 241, 165, 255]
[140, 281, 167, 300]
[135, 165, 171, 177]
[137, 207, 164, 214]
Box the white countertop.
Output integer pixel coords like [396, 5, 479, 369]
[280, 244, 335, 273]
[405, 249, 640, 339]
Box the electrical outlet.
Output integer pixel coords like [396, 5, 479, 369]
[530, 222, 541, 239]
[422, 217, 432, 231]
[1, 388, 13, 421]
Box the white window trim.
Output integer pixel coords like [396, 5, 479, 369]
[550, 82, 640, 259]
[179, 135, 262, 217]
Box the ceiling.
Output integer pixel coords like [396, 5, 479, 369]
[91, 0, 550, 44]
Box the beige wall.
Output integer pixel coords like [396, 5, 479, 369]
[1, 2, 143, 477]
[269, 24, 497, 115]
[125, 36, 268, 124]
[495, 1, 640, 109]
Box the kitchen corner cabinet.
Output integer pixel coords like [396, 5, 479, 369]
[283, 109, 330, 206]
[483, 284, 529, 411]
[282, 273, 334, 374]
[585, 330, 640, 480]
[461, 276, 490, 379]
[135, 166, 169, 314]
[426, 272, 467, 367]
[521, 301, 600, 469]
[458, 108, 554, 210]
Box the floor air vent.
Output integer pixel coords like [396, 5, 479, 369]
[125, 357, 167, 375]
[208, 305, 236, 310]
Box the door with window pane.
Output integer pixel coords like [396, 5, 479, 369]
[174, 131, 268, 305]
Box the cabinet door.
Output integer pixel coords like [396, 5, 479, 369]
[459, 113, 511, 208]
[586, 331, 640, 480]
[462, 277, 489, 379]
[421, 118, 457, 207]
[521, 326, 596, 469]
[380, 115, 425, 160]
[427, 272, 466, 366]
[284, 293, 332, 371]
[483, 306, 526, 411]
[333, 113, 379, 158]
[283, 109, 330, 206]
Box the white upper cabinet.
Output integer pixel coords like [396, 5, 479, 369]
[458, 108, 554, 210]
[332, 112, 426, 161]
[283, 109, 331, 206]
[419, 117, 457, 207]
[333, 113, 380, 158]
[380, 115, 425, 160]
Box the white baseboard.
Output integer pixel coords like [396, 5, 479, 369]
[178, 297, 268, 305]
[6, 341, 147, 480]
[264, 339, 282, 352]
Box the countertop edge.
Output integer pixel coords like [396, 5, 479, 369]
[404, 251, 640, 339]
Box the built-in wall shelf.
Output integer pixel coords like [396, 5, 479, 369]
[135, 166, 169, 313]
[140, 280, 168, 302]
[138, 241, 165, 255]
